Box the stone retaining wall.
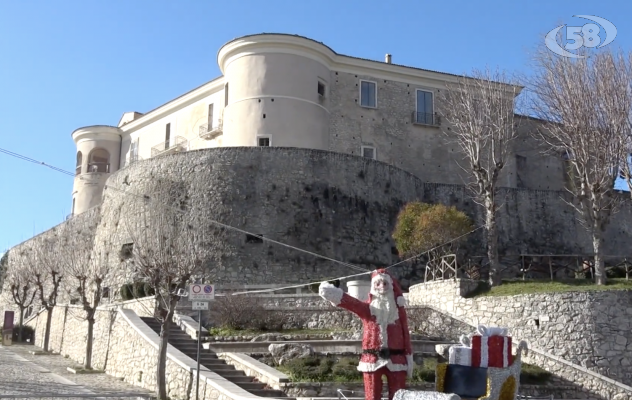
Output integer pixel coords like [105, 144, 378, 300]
[408, 279, 632, 400]
[24, 299, 277, 399]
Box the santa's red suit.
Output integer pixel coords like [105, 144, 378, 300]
[319, 269, 413, 400]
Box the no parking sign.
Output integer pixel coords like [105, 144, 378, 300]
[188, 284, 215, 301]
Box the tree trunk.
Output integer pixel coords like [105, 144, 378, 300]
[84, 316, 95, 369]
[156, 310, 174, 400]
[485, 197, 502, 287]
[18, 307, 25, 343]
[592, 230, 607, 285]
[43, 306, 53, 352]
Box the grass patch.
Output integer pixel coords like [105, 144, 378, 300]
[208, 327, 351, 337]
[470, 278, 632, 297]
[521, 363, 552, 384]
[277, 356, 437, 383]
[276, 356, 551, 385]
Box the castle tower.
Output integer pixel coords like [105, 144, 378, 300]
[217, 34, 334, 149]
[71, 125, 122, 216]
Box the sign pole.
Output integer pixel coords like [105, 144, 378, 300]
[196, 308, 201, 400]
[189, 283, 214, 400]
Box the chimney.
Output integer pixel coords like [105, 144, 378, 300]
[385, 54, 392, 64]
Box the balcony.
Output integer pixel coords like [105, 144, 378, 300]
[87, 162, 110, 173]
[151, 136, 188, 157]
[199, 121, 223, 140]
[412, 112, 441, 127]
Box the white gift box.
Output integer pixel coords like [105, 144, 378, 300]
[448, 345, 472, 366]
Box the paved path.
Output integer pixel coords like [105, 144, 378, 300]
[0, 344, 153, 399]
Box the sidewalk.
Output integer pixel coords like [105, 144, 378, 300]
[0, 344, 153, 398]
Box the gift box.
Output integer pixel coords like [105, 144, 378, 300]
[471, 328, 512, 368]
[448, 345, 472, 366]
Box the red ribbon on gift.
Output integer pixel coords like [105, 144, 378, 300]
[471, 335, 512, 368]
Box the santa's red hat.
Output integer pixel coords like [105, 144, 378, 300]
[369, 268, 407, 308]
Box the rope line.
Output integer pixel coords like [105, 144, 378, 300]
[104, 184, 370, 274]
[229, 225, 485, 295]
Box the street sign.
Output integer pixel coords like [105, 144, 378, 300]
[191, 301, 209, 311]
[189, 284, 215, 301]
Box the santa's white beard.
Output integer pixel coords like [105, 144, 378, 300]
[369, 291, 399, 332]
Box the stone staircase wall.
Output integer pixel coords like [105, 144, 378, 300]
[407, 279, 632, 400]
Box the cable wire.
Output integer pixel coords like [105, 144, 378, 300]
[0, 147, 75, 177]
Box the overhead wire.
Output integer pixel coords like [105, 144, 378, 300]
[0, 147, 75, 177]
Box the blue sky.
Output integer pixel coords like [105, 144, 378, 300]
[0, 0, 630, 251]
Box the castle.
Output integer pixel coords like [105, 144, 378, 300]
[71, 33, 565, 216]
[5, 33, 632, 299]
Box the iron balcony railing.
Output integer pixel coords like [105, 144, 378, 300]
[199, 121, 223, 140]
[151, 135, 188, 157]
[412, 111, 441, 126]
[87, 162, 110, 173]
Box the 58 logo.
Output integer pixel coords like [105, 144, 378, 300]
[545, 15, 618, 58]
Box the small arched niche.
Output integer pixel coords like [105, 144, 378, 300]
[88, 148, 110, 173]
[75, 151, 82, 175]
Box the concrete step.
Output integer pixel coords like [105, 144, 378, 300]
[213, 369, 247, 378]
[236, 382, 267, 390]
[222, 375, 257, 384]
[203, 364, 237, 371]
[249, 389, 290, 398]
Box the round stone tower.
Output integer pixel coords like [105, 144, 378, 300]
[71, 125, 122, 216]
[217, 34, 335, 150]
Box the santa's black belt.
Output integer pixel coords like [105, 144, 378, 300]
[363, 349, 405, 358]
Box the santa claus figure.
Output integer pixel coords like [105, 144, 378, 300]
[319, 269, 413, 400]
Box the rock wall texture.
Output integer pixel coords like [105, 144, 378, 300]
[24, 299, 264, 400]
[407, 279, 632, 399]
[3, 147, 632, 310]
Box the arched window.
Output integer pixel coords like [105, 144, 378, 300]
[88, 148, 110, 173]
[75, 151, 82, 175]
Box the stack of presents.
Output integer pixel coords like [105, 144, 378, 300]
[396, 325, 529, 400]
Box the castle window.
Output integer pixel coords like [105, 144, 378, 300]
[75, 151, 82, 175]
[208, 104, 214, 129]
[415, 90, 434, 125]
[360, 80, 377, 108]
[257, 136, 271, 147]
[224, 83, 229, 106]
[87, 148, 110, 173]
[361, 145, 376, 159]
[318, 81, 326, 97]
[165, 123, 171, 145]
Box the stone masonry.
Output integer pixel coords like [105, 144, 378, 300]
[407, 279, 632, 399]
[4, 147, 632, 311]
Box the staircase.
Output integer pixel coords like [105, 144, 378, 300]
[140, 317, 292, 399]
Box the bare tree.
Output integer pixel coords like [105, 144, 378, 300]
[29, 235, 64, 352]
[124, 178, 214, 400]
[7, 251, 38, 342]
[439, 68, 521, 286]
[528, 48, 632, 285]
[57, 216, 107, 369]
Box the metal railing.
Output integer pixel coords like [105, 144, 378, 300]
[150, 136, 188, 157]
[423, 253, 632, 282]
[86, 162, 110, 173]
[199, 121, 223, 140]
[412, 111, 441, 126]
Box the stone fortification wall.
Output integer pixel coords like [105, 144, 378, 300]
[3, 147, 632, 311]
[407, 279, 632, 399]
